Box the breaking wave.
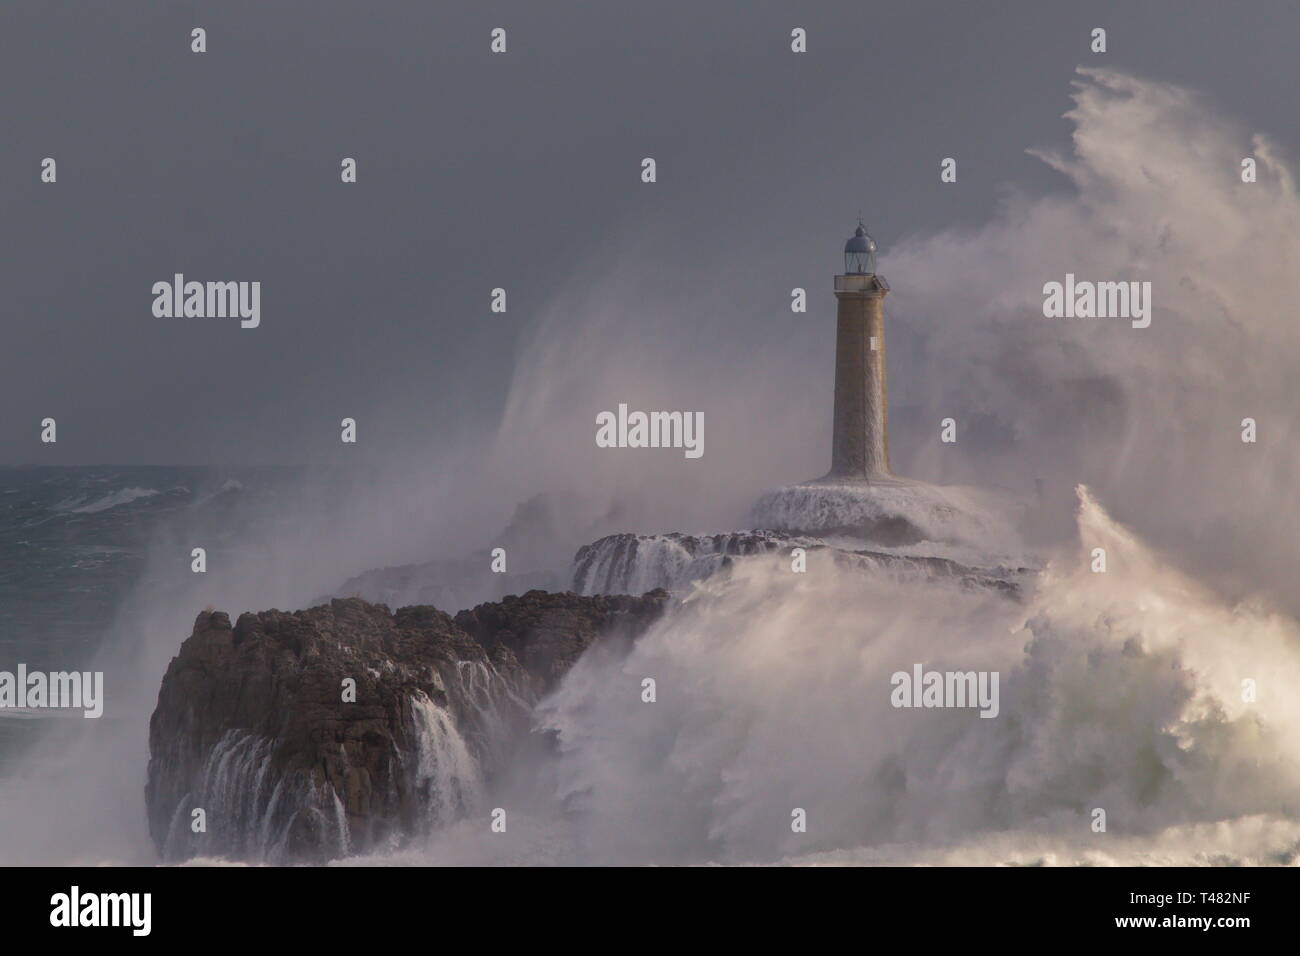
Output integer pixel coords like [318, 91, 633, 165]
[59, 487, 161, 514]
[532, 488, 1300, 865]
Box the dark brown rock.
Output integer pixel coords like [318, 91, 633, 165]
[453, 589, 670, 693]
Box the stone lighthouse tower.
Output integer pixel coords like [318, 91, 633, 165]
[829, 222, 892, 479]
[752, 221, 990, 543]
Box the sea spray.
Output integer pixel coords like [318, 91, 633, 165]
[535, 487, 1300, 864]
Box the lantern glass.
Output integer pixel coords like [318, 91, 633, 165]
[845, 249, 875, 275]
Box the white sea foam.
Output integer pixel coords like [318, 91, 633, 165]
[528, 487, 1300, 865]
[750, 478, 1023, 553]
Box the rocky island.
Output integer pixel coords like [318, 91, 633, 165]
[146, 589, 667, 863]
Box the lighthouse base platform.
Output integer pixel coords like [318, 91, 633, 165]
[750, 475, 1022, 555]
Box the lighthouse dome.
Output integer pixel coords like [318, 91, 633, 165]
[843, 224, 877, 274]
[844, 225, 876, 254]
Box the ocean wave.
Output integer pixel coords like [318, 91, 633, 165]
[61, 487, 161, 514]
[192, 479, 245, 507]
[530, 486, 1300, 865]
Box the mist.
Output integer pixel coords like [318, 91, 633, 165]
[0, 66, 1295, 865]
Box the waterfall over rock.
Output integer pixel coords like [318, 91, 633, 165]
[571, 531, 816, 596]
[408, 691, 484, 828]
[571, 530, 1029, 598]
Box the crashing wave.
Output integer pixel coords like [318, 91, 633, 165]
[535, 487, 1300, 865]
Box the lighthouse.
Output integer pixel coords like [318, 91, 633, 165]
[751, 221, 996, 545]
[828, 222, 891, 479]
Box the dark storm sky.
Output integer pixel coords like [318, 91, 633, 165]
[2, 0, 1296, 465]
